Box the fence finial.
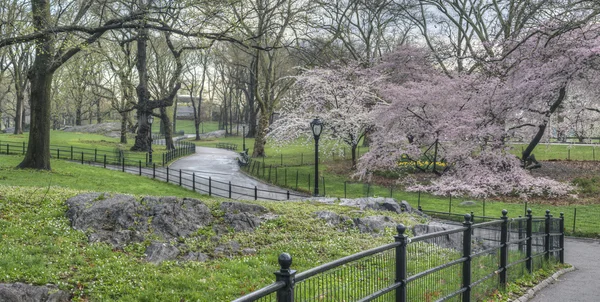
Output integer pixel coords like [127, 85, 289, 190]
[464, 213, 472, 224]
[502, 209, 508, 217]
[278, 253, 292, 272]
[546, 209, 551, 217]
[560, 212, 564, 218]
[396, 224, 406, 235]
[527, 208, 532, 216]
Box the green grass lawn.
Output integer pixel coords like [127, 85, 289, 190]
[510, 143, 600, 161]
[0, 153, 427, 301]
[173, 120, 220, 136]
[0, 130, 194, 166]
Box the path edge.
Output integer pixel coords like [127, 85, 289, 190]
[515, 265, 576, 302]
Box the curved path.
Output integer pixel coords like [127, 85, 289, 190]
[529, 238, 600, 301]
[168, 146, 306, 201]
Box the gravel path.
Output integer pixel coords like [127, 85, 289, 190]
[529, 238, 600, 301]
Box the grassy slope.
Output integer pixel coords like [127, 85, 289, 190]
[0, 154, 422, 301]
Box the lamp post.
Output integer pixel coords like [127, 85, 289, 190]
[147, 114, 154, 164]
[242, 125, 246, 152]
[310, 118, 323, 196]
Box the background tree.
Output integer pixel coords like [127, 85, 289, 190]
[269, 63, 383, 168]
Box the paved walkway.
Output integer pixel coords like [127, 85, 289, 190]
[529, 238, 600, 302]
[168, 146, 306, 200]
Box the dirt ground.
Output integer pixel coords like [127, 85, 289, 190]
[530, 160, 600, 182]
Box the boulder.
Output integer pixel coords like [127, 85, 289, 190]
[221, 201, 271, 232]
[314, 211, 353, 227]
[339, 197, 414, 214]
[182, 252, 209, 262]
[213, 241, 241, 257]
[224, 212, 262, 232]
[143, 196, 213, 238]
[412, 222, 463, 250]
[460, 200, 477, 206]
[66, 193, 212, 248]
[145, 242, 180, 264]
[353, 216, 396, 234]
[0, 283, 70, 302]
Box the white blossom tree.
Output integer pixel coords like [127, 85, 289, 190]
[269, 63, 384, 167]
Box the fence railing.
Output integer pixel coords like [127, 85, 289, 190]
[233, 209, 564, 302]
[0, 140, 308, 201]
[0, 139, 195, 168]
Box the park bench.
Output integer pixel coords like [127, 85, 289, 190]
[216, 142, 237, 151]
[237, 150, 249, 166]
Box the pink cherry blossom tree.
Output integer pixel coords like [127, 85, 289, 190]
[268, 63, 385, 168]
[357, 33, 600, 198]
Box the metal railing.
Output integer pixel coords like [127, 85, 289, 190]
[233, 209, 564, 302]
[0, 139, 196, 167]
[0, 140, 308, 201]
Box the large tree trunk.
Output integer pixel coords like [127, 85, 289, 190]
[75, 106, 82, 125]
[131, 25, 152, 152]
[18, 0, 53, 170]
[13, 90, 24, 134]
[120, 111, 128, 144]
[351, 144, 358, 169]
[522, 87, 567, 161]
[252, 109, 270, 157]
[246, 55, 258, 138]
[160, 106, 175, 150]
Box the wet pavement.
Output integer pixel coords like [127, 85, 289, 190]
[168, 146, 306, 201]
[529, 238, 600, 302]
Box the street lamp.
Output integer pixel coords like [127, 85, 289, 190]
[147, 114, 154, 164]
[310, 118, 324, 196]
[242, 125, 246, 153]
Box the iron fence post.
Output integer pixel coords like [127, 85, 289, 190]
[209, 177, 212, 196]
[394, 224, 408, 302]
[229, 181, 232, 199]
[274, 253, 296, 302]
[560, 212, 565, 263]
[463, 214, 473, 302]
[153, 163, 156, 179]
[167, 167, 170, 183]
[179, 170, 182, 186]
[526, 209, 533, 273]
[70, 146, 73, 160]
[103, 154, 106, 168]
[139, 161, 142, 176]
[500, 210, 509, 289]
[22, 142, 25, 154]
[81, 152, 84, 164]
[572, 207, 577, 233]
[94, 148, 97, 162]
[122, 157, 125, 172]
[57, 149, 60, 159]
[344, 181, 347, 198]
[287, 191, 290, 200]
[192, 173, 195, 191]
[545, 210, 551, 261]
[254, 186, 258, 200]
[518, 216, 524, 253]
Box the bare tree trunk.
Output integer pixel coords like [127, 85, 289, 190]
[131, 25, 152, 152]
[18, 0, 53, 170]
[160, 106, 175, 150]
[522, 87, 567, 161]
[14, 90, 23, 134]
[252, 109, 270, 157]
[120, 111, 128, 144]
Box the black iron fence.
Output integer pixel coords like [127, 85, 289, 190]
[0, 139, 195, 167]
[0, 140, 308, 201]
[233, 209, 564, 302]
